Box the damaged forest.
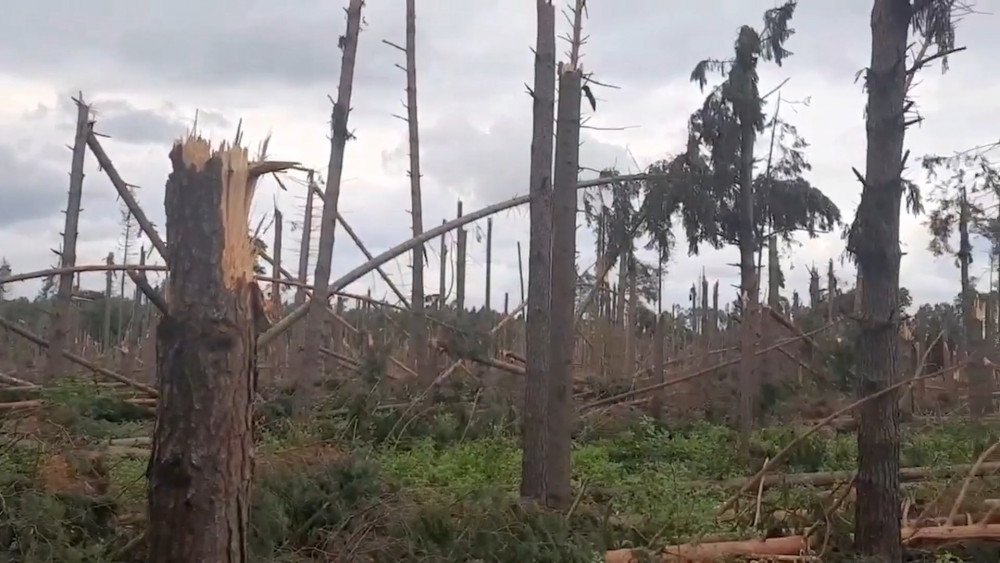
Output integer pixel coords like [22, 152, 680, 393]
[4, 0, 1000, 561]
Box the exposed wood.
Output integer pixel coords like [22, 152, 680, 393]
[299, 0, 365, 398]
[47, 98, 91, 378]
[148, 137, 261, 562]
[295, 171, 316, 306]
[605, 535, 807, 563]
[0, 264, 167, 286]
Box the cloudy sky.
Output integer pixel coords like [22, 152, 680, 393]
[2, 0, 999, 312]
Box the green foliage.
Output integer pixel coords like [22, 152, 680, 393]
[40, 379, 149, 439]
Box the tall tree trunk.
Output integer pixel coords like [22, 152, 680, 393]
[404, 0, 429, 381]
[455, 200, 467, 314]
[851, 0, 908, 557]
[48, 98, 90, 378]
[544, 58, 582, 510]
[517, 240, 526, 309]
[624, 254, 637, 376]
[103, 253, 114, 350]
[959, 186, 994, 416]
[439, 219, 447, 308]
[148, 138, 261, 562]
[300, 0, 364, 399]
[521, 0, 557, 505]
[272, 208, 283, 310]
[485, 217, 493, 311]
[295, 172, 316, 306]
[737, 118, 759, 456]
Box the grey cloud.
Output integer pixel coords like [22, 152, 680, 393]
[0, 143, 75, 227]
[91, 99, 189, 145]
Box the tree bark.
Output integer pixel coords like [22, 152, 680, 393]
[520, 0, 557, 505]
[959, 186, 994, 416]
[103, 252, 113, 350]
[148, 138, 261, 562]
[455, 200, 467, 314]
[439, 219, 447, 308]
[295, 172, 316, 306]
[272, 208, 283, 310]
[542, 60, 582, 510]
[485, 217, 493, 311]
[737, 118, 759, 456]
[851, 0, 909, 557]
[404, 0, 429, 381]
[517, 240, 526, 310]
[300, 0, 364, 399]
[624, 255, 637, 376]
[48, 98, 90, 378]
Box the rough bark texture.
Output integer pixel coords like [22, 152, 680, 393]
[439, 219, 447, 308]
[959, 187, 995, 416]
[542, 63, 582, 509]
[103, 252, 113, 350]
[272, 208, 283, 309]
[624, 256, 637, 375]
[295, 173, 315, 306]
[48, 99, 90, 378]
[851, 0, 908, 557]
[148, 138, 259, 562]
[737, 118, 759, 456]
[520, 0, 556, 504]
[404, 0, 429, 381]
[517, 240, 526, 307]
[455, 201, 467, 314]
[300, 0, 364, 398]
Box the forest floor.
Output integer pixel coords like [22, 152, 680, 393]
[1, 378, 998, 562]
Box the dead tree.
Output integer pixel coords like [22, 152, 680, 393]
[48, 97, 90, 377]
[385, 0, 430, 379]
[485, 217, 493, 311]
[272, 207, 283, 309]
[148, 137, 269, 561]
[439, 219, 448, 308]
[300, 0, 364, 399]
[103, 252, 113, 350]
[521, 0, 557, 506]
[541, 0, 585, 509]
[455, 200, 467, 313]
[295, 171, 316, 306]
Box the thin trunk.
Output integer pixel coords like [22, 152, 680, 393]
[404, 0, 429, 381]
[455, 200, 467, 314]
[48, 98, 89, 378]
[439, 219, 448, 308]
[485, 217, 493, 311]
[148, 138, 259, 561]
[544, 59, 582, 510]
[299, 0, 364, 398]
[768, 238, 780, 310]
[828, 260, 837, 321]
[960, 186, 994, 416]
[103, 252, 114, 350]
[272, 208, 283, 310]
[701, 273, 710, 341]
[517, 240, 526, 312]
[851, 0, 908, 556]
[615, 255, 627, 325]
[624, 255, 637, 375]
[295, 172, 316, 306]
[520, 0, 556, 505]
[737, 117, 759, 456]
[712, 281, 719, 337]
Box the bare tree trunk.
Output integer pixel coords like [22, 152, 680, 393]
[615, 256, 627, 326]
[103, 252, 113, 351]
[403, 0, 429, 381]
[851, 0, 908, 557]
[651, 255, 666, 419]
[520, 0, 556, 505]
[701, 273, 710, 341]
[959, 186, 995, 417]
[827, 260, 837, 321]
[712, 280, 719, 338]
[517, 240, 526, 310]
[299, 0, 364, 399]
[48, 98, 90, 378]
[485, 217, 493, 311]
[543, 59, 582, 509]
[737, 116, 759, 457]
[439, 219, 448, 309]
[455, 200, 467, 314]
[148, 138, 260, 562]
[624, 255, 637, 375]
[295, 172, 316, 306]
[272, 208, 283, 310]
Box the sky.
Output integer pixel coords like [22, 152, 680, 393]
[1, 0, 999, 312]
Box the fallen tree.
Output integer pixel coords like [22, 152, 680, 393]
[711, 461, 1000, 490]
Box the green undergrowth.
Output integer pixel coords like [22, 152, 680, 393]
[1, 386, 997, 561]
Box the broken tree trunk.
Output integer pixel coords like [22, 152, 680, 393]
[299, 0, 364, 400]
[455, 200, 467, 314]
[147, 137, 263, 562]
[48, 98, 90, 379]
[103, 252, 114, 350]
[295, 172, 316, 306]
[272, 208, 283, 309]
[541, 52, 584, 509]
[520, 0, 557, 506]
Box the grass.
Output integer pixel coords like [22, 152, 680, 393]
[1, 383, 997, 561]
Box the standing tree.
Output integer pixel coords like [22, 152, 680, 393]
[299, 0, 365, 402]
[521, 0, 557, 505]
[846, 0, 964, 557]
[923, 152, 998, 416]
